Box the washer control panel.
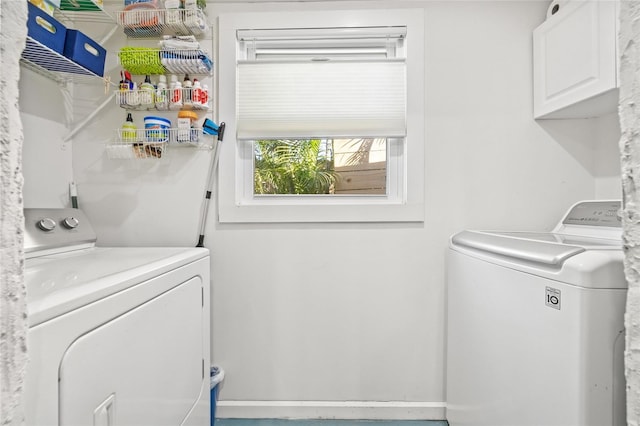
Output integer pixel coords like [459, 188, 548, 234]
[24, 208, 96, 255]
[562, 200, 622, 228]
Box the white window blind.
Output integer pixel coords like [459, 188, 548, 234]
[235, 28, 407, 140]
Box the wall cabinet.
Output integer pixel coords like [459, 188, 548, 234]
[533, 0, 618, 119]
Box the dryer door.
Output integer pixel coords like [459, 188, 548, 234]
[59, 276, 204, 426]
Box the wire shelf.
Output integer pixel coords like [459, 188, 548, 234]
[108, 127, 214, 159]
[115, 87, 211, 111]
[116, 8, 208, 38]
[53, 8, 114, 27]
[114, 127, 205, 145]
[118, 47, 213, 75]
[106, 140, 167, 159]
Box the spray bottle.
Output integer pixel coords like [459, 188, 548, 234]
[139, 75, 155, 109]
[121, 112, 137, 142]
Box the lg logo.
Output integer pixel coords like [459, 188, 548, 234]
[545, 286, 561, 310]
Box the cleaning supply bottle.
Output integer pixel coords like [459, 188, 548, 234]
[122, 112, 137, 142]
[155, 75, 168, 110]
[139, 75, 155, 109]
[192, 78, 201, 107]
[118, 73, 129, 106]
[200, 83, 209, 108]
[169, 74, 183, 110]
[128, 81, 140, 107]
[182, 74, 193, 108]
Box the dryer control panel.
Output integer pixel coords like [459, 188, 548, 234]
[24, 208, 96, 256]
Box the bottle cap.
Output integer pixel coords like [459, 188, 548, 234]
[178, 109, 198, 121]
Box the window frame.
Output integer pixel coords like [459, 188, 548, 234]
[217, 9, 425, 223]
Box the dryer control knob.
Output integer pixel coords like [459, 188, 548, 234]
[37, 218, 56, 232]
[62, 217, 79, 229]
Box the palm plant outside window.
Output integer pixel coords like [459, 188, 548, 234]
[253, 138, 387, 195]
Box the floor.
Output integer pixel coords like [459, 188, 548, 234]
[215, 420, 448, 426]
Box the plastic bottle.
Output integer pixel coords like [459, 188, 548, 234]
[200, 83, 209, 108]
[192, 78, 202, 107]
[169, 74, 183, 110]
[182, 74, 193, 108]
[128, 81, 140, 107]
[155, 75, 168, 110]
[139, 75, 155, 109]
[122, 112, 137, 142]
[118, 77, 129, 106]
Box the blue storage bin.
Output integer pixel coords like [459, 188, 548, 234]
[63, 29, 106, 77]
[27, 3, 66, 54]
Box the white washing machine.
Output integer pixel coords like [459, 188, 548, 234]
[23, 208, 211, 426]
[446, 200, 627, 426]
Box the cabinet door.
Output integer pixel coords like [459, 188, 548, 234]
[533, 1, 618, 119]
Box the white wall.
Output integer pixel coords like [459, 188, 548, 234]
[595, 113, 622, 198]
[204, 0, 620, 419]
[17, 0, 623, 421]
[20, 69, 73, 209]
[68, 9, 216, 247]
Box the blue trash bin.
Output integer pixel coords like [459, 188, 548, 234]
[210, 366, 225, 425]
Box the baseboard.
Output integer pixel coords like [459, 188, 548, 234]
[216, 400, 446, 420]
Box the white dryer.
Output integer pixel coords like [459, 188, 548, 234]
[446, 200, 627, 426]
[23, 208, 211, 426]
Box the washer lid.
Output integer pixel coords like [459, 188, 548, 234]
[487, 231, 622, 249]
[451, 230, 587, 266]
[25, 246, 209, 327]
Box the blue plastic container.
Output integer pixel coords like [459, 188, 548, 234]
[210, 366, 225, 425]
[27, 3, 67, 54]
[63, 29, 106, 76]
[144, 116, 171, 142]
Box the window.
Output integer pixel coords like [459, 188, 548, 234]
[218, 9, 424, 222]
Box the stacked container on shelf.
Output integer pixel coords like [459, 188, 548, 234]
[23, 1, 108, 79]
